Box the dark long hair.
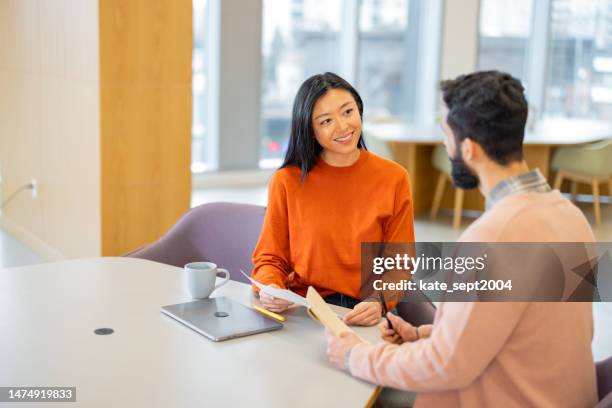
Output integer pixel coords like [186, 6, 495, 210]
[281, 72, 367, 180]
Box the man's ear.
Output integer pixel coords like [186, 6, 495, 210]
[463, 138, 489, 166]
[461, 138, 475, 161]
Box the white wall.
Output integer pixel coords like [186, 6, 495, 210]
[0, 0, 482, 256]
[0, 0, 100, 259]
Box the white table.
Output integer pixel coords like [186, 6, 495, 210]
[364, 118, 612, 145]
[0, 258, 380, 407]
[364, 118, 612, 213]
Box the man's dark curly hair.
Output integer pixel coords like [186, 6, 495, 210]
[440, 70, 528, 165]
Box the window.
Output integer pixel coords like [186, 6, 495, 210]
[192, 0, 213, 173]
[260, 0, 442, 168]
[477, 0, 612, 122]
[544, 0, 612, 120]
[357, 0, 411, 121]
[260, 0, 343, 167]
[478, 0, 534, 83]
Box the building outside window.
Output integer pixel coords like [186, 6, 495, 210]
[544, 0, 612, 120]
[260, 0, 342, 167]
[478, 0, 612, 122]
[478, 0, 534, 84]
[194, 0, 611, 173]
[260, 0, 438, 167]
[357, 0, 412, 121]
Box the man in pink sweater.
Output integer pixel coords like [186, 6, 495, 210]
[326, 71, 598, 407]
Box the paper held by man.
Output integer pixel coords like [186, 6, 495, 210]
[240, 270, 368, 342]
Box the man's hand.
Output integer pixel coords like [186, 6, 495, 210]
[325, 330, 364, 371]
[378, 312, 430, 344]
[258, 284, 293, 313]
[343, 301, 382, 326]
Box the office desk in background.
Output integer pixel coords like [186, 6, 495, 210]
[365, 118, 612, 213]
[0, 258, 380, 407]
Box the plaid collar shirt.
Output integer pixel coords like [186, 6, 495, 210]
[486, 169, 552, 210]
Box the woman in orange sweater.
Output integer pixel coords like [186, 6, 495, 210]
[252, 72, 415, 326]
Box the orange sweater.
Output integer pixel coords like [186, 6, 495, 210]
[252, 150, 415, 299]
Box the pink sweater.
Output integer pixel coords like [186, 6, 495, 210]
[349, 191, 598, 407]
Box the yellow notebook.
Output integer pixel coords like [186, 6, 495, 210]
[306, 286, 369, 343]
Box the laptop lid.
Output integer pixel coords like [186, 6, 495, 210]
[161, 297, 283, 342]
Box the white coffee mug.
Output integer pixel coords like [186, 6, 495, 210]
[185, 262, 230, 299]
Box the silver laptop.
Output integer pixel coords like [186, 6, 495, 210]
[161, 297, 283, 341]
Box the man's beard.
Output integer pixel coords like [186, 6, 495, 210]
[450, 150, 479, 190]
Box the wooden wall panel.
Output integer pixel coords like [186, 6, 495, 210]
[100, 0, 192, 255]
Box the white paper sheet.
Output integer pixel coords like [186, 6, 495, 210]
[239, 270, 308, 307]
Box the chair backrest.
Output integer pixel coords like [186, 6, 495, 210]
[551, 138, 612, 177]
[126, 202, 266, 284]
[432, 144, 451, 174]
[127, 201, 438, 325]
[596, 392, 612, 408]
[395, 301, 436, 327]
[365, 134, 394, 161]
[597, 356, 612, 403]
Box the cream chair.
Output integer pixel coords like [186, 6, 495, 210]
[551, 139, 612, 225]
[430, 144, 464, 229]
[363, 115, 400, 160]
[365, 134, 394, 160]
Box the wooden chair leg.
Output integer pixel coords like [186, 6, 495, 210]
[453, 188, 464, 230]
[553, 171, 564, 190]
[592, 179, 601, 226]
[570, 181, 578, 202]
[430, 173, 447, 220]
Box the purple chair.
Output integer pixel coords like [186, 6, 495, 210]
[395, 301, 435, 326]
[126, 202, 266, 284]
[597, 356, 612, 407]
[126, 201, 438, 325]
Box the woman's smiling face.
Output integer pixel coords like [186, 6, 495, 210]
[311, 88, 362, 164]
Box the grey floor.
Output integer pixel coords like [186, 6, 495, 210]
[1, 186, 610, 360]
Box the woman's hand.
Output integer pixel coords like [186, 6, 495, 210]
[259, 284, 293, 313]
[343, 301, 382, 326]
[379, 313, 433, 344]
